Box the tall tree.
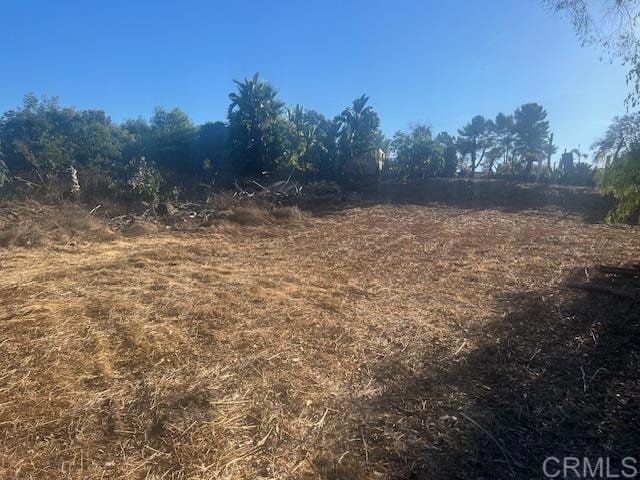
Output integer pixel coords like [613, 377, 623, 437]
[337, 95, 384, 168]
[121, 117, 151, 160]
[228, 73, 286, 175]
[490, 113, 515, 172]
[286, 106, 336, 178]
[195, 121, 229, 181]
[597, 145, 640, 222]
[592, 112, 640, 165]
[287, 105, 317, 170]
[436, 131, 458, 177]
[457, 115, 492, 177]
[148, 107, 196, 174]
[320, 118, 342, 179]
[513, 103, 550, 174]
[392, 125, 444, 178]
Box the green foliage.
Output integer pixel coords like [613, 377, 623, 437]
[334, 95, 385, 182]
[457, 115, 493, 177]
[488, 113, 515, 173]
[196, 121, 229, 181]
[594, 113, 640, 222]
[592, 113, 640, 163]
[0, 80, 389, 195]
[554, 150, 595, 186]
[122, 108, 198, 179]
[0, 95, 126, 178]
[122, 117, 151, 161]
[513, 103, 550, 173]
[336, 95, 385, 173]
[571, 162, 595, 186]
[598, 146, 640, 223]
[228, 73, 286, 175]
[436, 132, 458, 177]
[124, 157, 163, 201]
[285, 106, 335, 177]
[0, 79, 577, 201]
[149, 107, 197, 174]
[392, 125, 444, 178]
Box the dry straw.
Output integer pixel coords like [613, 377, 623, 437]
[0, 197, 639, 478]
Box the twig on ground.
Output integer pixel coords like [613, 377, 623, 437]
[453, 340, 468, 356]
[313, 408, 329, 428]
[581, 366, 607, 393]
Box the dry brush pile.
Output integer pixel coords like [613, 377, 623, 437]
[0, 197, 639, 479]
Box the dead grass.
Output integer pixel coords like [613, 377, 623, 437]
[271, 206, 305, 223]
[0, 201, 117, 248]
[226, 205, 307, 226]
[226, 205, 275, 226]
[120, 220, 160, 237]
[0, 199, 639, 479]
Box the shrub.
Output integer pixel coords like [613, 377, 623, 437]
[124, 157, 163, 201]
[597, 147, 640, 223]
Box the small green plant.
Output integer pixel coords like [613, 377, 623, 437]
[126, 157, 163, 201]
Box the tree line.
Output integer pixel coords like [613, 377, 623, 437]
[0, 74, 386, 200]
[0, 74, 592, 197]
[0, 73, 613, 203]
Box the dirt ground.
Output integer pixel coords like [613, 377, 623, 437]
[1, 188, 639, 479]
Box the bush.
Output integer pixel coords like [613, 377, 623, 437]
[597, 147, 640, 223]
[123, 157, 163, 201]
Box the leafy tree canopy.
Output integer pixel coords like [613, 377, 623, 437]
[392, 125, 444, 178]
[228, 73, 286, 175]
[513, 103, 551, 172]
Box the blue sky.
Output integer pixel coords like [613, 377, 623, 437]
[0, 0, 628, 157]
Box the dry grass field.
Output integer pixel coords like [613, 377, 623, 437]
[1, 185, 639, 479]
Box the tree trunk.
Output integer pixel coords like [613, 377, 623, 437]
[478, 147, 487, 176]
[546, 133, 554, 173]
[470, 151, 476, 178]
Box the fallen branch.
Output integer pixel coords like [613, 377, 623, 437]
[251, 180, 267, 191]
[566, 282, 636, 300]
[11, 176, 39, 189]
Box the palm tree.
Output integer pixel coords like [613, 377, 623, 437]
[287, 105, 322, 171]
[337, 95, 383, 164]
[228, 73, 285, 174]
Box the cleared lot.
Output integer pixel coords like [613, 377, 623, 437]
[1, 199, 639, 479]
